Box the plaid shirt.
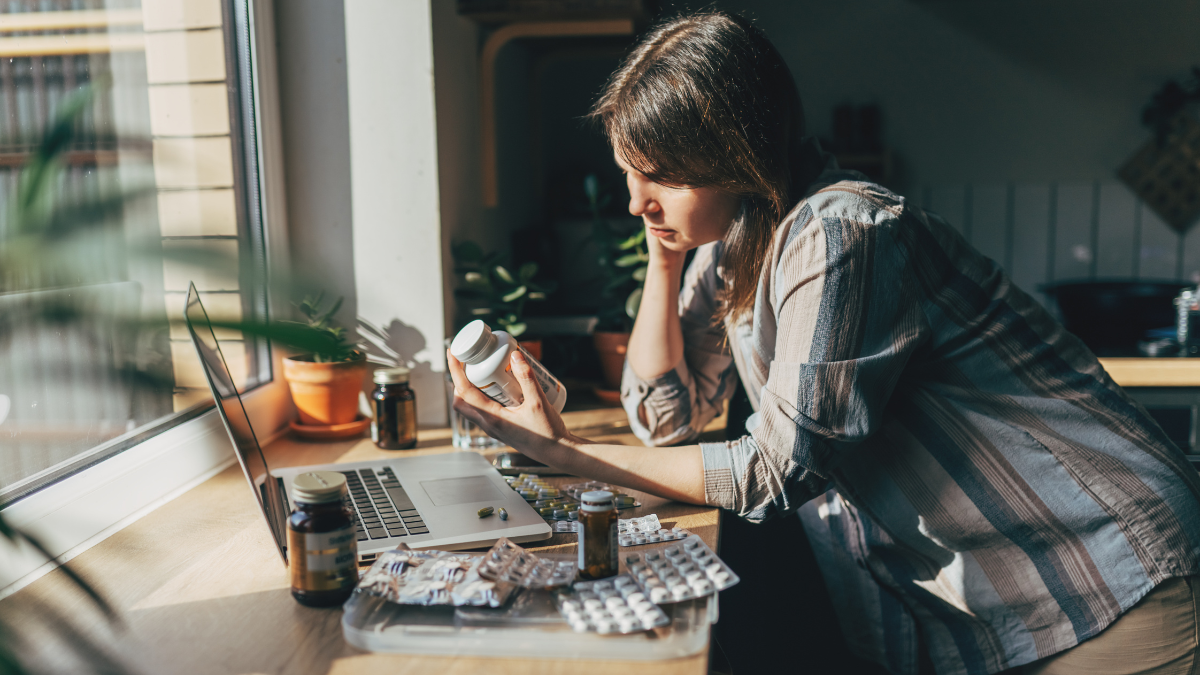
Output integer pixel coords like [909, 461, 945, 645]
[620, 149, 1200, 675]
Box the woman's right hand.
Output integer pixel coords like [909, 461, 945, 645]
[644, 223, 688, 271]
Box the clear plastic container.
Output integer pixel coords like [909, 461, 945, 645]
[340, 585, 717, 660]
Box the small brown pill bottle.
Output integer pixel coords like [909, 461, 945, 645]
[287, 471, 358, 607]
[371, 367, 417, 450]
[577, 490, 618, 580]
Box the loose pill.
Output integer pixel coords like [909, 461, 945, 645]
[498, 507, 508, 521]
[477, 506, 495, 518]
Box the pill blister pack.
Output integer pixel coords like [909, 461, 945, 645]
[625, 535, 739, 603]
[555, 574, 670, 634]
[357, 548, 515, 607]
[504, 474, 640, 521]
[477, 537, 576, 589]
[617, 514, 692, 547]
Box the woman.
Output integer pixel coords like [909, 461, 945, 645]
[448, 11, 1200, 675]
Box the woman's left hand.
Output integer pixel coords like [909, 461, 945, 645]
[446, 348, 577, 463]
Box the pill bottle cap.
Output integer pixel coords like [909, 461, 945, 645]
[292, 471, 347, 505]
[580, 490, 614, 512]
[373, 366, 410, 384]
[450, 320, 499, 365]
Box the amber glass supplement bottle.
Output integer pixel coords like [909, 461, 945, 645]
[577, 490, 618, 580]
[288, 471, 358, 607]
[371, 367, 417, 450]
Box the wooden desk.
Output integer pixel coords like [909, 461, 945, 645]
[1099, 358, 1200, 387]
[10, 407, 722, 674]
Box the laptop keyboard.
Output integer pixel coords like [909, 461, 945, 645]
[341, 467, 429, 541]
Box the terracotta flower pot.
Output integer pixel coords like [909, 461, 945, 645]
[282, 354, 370, 426]
[593, 331, 630, 391]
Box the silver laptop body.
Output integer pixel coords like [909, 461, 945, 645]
[183, 283, 551, 564]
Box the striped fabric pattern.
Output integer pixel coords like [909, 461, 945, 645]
[620, 157, 1200, 675]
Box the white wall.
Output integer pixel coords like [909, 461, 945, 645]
[275, 0, 449, 425]
[343, 0, 448, 425]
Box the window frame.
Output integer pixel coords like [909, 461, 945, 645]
[0, 0, 292, 599]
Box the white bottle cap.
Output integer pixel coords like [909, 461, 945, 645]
[580, 490, 614, 512]
[450, 320, 499, 365]
[292, 471, 347, 504]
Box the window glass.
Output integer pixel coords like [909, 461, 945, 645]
[0, 0, 269, 502]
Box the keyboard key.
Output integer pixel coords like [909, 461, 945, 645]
[407, 527, 429, 535]
[386, 487, 416, 511]
[367, 528, 388, 540]
[356, 532, 368, 541]
[398, 509, 419, 517]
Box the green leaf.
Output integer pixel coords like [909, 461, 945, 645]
[494, 265, 514, 284]
[632, 266, 648, 282]
[614, 252, 647, 267]
[518, 262, 538, 282]
[501, 285, 526, 302]
[470, 307, 493, 315]
[625, 287, 643, 320]
[506, 322, 527, 337]
[617, 229, 646, 250]
[527, 292, 546, 300]
[464, 271, 486, 285]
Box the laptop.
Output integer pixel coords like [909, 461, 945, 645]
[183, 283, 552, 565]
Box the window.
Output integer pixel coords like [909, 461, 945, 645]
[0, 0, 271, 505]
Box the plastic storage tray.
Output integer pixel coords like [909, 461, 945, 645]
[341, 584, 717, 660]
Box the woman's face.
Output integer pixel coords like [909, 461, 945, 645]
[617, 153, 740, 253]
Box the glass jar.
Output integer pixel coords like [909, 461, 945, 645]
[577, 490, 618, 580]
[287, 471, 358, 607]
[371, 367, 417, 450]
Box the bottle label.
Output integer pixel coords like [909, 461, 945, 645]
[288, 525, 358, 592]
[480, 381, 520, 407]
[578, 522, 586, 569]
[518, 346, 562, 399]
[370, 420, 378, 443]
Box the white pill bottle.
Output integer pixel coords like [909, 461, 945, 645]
[449, 320, 567, 412]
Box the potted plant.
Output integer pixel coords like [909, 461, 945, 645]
[451, 240, 555, 358]
[587, 174, 648, 393]
[279, 292, 370, 427]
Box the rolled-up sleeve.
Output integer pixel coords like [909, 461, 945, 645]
[621, 242, 738, 446]
[700, 200, 928, 522]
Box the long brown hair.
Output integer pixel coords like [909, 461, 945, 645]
[590, 11, 808, 323]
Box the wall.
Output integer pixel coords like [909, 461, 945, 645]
[274, 0, 448, 425]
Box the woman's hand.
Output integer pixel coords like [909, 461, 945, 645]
[644, 222, 688, 271]
[447, 348, 578, 464]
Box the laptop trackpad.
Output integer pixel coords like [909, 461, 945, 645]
[420, 476, 504, 506]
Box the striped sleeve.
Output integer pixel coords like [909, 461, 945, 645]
[622, 241, 738, 446]
[701, 192, 928, 521]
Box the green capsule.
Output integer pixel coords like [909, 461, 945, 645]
[537, 506, 555, 516]
[498, 507, 508, 521]
[477, 506, 495, 518]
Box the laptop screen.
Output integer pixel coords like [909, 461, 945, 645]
[183, 283, 288, 562]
